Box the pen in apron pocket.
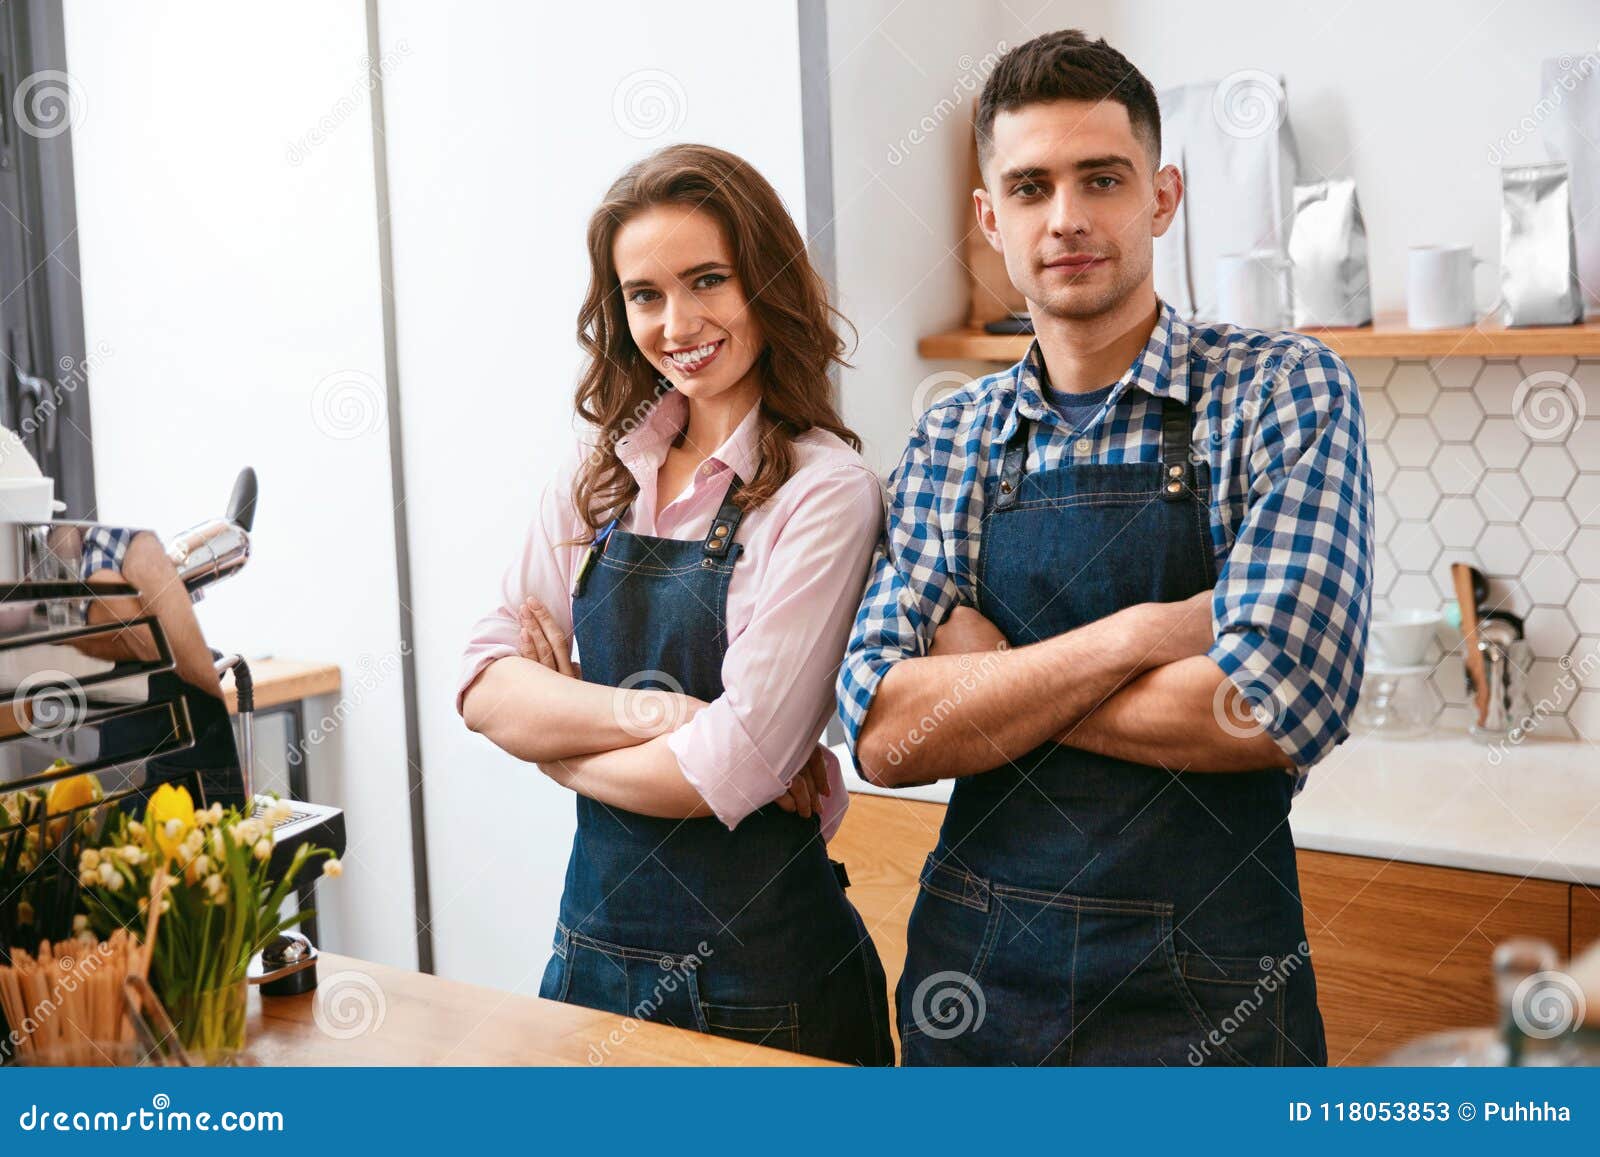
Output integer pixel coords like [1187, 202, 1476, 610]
[572, 517, 619, 598]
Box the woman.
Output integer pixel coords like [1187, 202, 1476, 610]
[458, 144, 891, 1065]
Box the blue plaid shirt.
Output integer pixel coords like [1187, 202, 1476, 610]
[837, 301, 1374, 789]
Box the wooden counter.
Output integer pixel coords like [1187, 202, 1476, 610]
[243, 952, 832, 1066]
[220, 658, 341, 714]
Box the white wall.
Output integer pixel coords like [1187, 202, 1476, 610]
[65, 0, 418, 967]
[825, 0, 1004, 475]
[375, 0, 812, 992]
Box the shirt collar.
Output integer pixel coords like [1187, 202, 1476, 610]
[614, 387, 763, 487]
[1000, 298, 1194, 443]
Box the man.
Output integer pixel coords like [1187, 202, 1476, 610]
[837, 30, 1372, 1066]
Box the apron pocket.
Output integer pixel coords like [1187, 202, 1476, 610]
[539, 921, 574, 1002]
[698, 1000, 800, 1053]
[898, 857, 999, 1046]
[990, 890, 1177, 1065]
[1176, 949, 1325, 1066]
[559, 927, 708, 1033]
[1173, 951, 1287, 1066]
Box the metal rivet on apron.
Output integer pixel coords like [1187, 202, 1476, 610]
[1166, 481, 1182, 494]
[701, 558, 715, 568]
[713, 524, 729, 537]
[1168, 464, 1183, 479]
[999, 481, 1013, 494]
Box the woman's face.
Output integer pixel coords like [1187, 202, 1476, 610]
[614, 203, 764, 405]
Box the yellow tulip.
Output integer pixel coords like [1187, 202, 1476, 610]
[44, 765, 102, 844]
[145, 783, 196, 862]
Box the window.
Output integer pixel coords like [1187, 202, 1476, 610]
[0, 1, 93, 517]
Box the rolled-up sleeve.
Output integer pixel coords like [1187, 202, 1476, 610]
[1207, 341, 1374, 779]
[835, 418, 964, 757]
[456, 471, 584, 716]
[668, 464, 884, 836]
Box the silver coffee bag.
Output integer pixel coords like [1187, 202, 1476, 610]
[1539, 55, 1600, 309]
[1288, 179, 1372, 327]
[1154, 75, 1299, 322]
[1501, 161, 1583, 327]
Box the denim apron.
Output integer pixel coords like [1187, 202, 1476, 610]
[538, 477, 893, 1065]
[898, 397, 1327, 1067]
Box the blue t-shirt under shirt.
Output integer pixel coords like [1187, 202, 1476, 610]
[1051, 381, 1117, 430]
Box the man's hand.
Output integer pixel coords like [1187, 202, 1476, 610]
[1136, 590, 1217, 667]
[517, 596, 576, 677]
[929, 605, 1009, 657]
[1054, 590, 1215, 744]
[774, 744, 832, 819]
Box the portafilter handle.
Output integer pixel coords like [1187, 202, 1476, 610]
[166, 468, 256, 601]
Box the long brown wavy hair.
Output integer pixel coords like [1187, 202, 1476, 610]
[570, 143, 859, 535]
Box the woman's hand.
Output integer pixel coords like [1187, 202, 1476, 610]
[775, 744, 832, 819]
[517, 596, 576, 677]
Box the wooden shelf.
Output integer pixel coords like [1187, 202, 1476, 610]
[920, 313, 1600, 362]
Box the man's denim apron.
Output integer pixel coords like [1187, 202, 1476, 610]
[898, 398, 1327, 1067]
[539, 477, 893, 1065]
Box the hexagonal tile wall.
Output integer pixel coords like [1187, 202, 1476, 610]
[1358, 356, 1600, 736]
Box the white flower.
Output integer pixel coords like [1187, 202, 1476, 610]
[103, 869, 123, 893]
[80, 848, 100, 871]
[190, 853, 211, 877]
[120, 845, 144, 865]
[72, 914, 88, 934]
[127, 820, 146, 840]
[164, 818, 182, 840]
[79, 870, 96, 889]
[97, 860, 118, 887]
[203, 872, 222, 895]
[264, 800, 293, 826]
[253, 837, 272, 862]
[322, 858, 343, 879]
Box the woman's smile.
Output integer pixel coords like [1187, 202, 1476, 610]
[662, 337, 725, 375]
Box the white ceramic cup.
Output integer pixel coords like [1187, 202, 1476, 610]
[1369, 608, 1443, 667]
[1215, 250, 1292, 330]
[1406, 244, 1491, 329]
[0, 477, 63, 585]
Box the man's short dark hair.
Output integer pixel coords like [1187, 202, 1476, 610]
[975, 30, 1161, 176]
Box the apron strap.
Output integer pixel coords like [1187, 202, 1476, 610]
[701, 474, 746, 559]
[994, 424, 1028, 511]
[992, 395, 1196, 511]
[1158, 395, 1195, 503]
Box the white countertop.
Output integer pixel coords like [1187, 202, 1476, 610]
[838, 731, 1600, 886]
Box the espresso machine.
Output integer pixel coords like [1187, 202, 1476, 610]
[0, 469, 345, 972]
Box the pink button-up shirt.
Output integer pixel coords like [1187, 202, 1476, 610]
[456, 391, 882, 840]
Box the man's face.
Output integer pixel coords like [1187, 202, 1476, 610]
[975, 99, 1181, 321]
